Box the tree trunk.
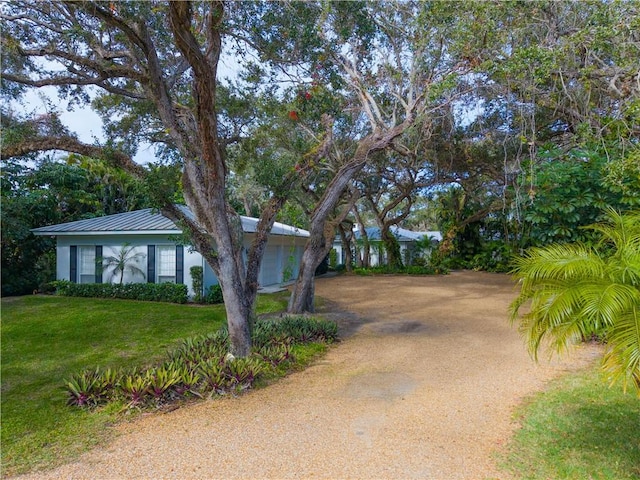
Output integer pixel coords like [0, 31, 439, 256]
[381, 227, 403, 269]
[288, 118, 416, 313]
[337, 223, 354, 272]
[287, 167, 363, 313]
[217, 254, 253, 357]
[287, 251, 319, 313]
[353, 206, 370, 267]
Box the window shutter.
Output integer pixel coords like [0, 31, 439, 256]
[176, 245, 184, 284]
[147, 245, 156, 283]
[70, 245, 78, 283]
[95, 245, 103, 283]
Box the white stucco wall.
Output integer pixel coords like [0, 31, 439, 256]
[55, 234, 202, 297]
[53, 231, 309, 297]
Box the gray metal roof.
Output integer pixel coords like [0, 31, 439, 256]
[348, 226, 442, 243]
[31, 207, 309, 237]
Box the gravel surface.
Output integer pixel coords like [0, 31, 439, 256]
[15, 271, 601, 480]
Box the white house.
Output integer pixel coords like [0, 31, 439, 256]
[31, 206, 309, 297]
[333, 226, 442, 267]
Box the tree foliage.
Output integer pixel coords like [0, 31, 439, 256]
[510, 210, 640, 395]
[1, 157, 148, 295]
[2, 1, 639, 345]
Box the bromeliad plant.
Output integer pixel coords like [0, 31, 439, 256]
[64, 368, 105, 407]
[63, 315, 339, 409]
[147, 364, 181, 400]
[510, 209, 640, 395]
[119, 369, 152, 406]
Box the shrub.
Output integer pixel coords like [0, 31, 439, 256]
[315, 255, 329, 275]
[190, 266, 204, 303]
[225, 357, 264, 388]
[255, 344, 293, 367]
[119, 369, 152, 406]
[329, 248, 338, 267]
[51, 281, 188, 304]
[204, 284, 224, 304]
[352, 265, 447, 276]
[198, 359, 229, 395]
[63, 367, 121, 407]
[147, 364, 181, 400]
[253, 316, 338, 345]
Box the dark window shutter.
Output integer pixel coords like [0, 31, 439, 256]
[70, 245, 78, 283]
[176, 245, 184, 284]
[95, 245, 103, 283]
[147, 245, 155, 283]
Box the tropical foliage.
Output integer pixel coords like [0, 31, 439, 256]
[510, 210, 640, 394]
[1, 158, 149, 295]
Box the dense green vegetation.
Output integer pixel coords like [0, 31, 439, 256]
[0, 292, 298, 476]
[511, 210, 640, 394]
[1, 159, 150, 296]
[501, 366, 640, 480]
[51, 280, 189, 304]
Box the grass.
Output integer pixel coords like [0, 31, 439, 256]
[1, 292, 290, 477]
[500, 365, 640, 480]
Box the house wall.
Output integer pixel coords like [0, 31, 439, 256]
[247, 233, 305, 287]
[331, 239, 415, 267]
[55, 232, 309, 297]
[55, 234, 202, 296]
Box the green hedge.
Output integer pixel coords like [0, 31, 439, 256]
[51, 281, 188, 304]
[204, 284, 224, 304]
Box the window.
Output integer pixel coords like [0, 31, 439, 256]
[156, 245, 176, 283]
[78, 246, 96, 284]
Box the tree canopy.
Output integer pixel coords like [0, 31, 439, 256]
[2, 0, 639, 354]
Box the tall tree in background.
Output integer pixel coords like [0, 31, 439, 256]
[280, 1, 475, 312]
[464, 1, 640, 228]
[1, 1, 334, 355]
[0, 147, 149, 295]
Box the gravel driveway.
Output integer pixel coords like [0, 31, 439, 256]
[16, 271, 600, 480]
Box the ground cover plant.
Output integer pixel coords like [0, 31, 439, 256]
[0, 291, 315, 476]
[62, 316, 338, 409]
[500, 365, 640, 480]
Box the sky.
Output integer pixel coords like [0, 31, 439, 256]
[12, 54, 240, 166]
[17, 87, 157, 165]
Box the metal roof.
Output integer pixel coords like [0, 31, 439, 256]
[31, 207, 309, 238]
[346, 226, 442, 243]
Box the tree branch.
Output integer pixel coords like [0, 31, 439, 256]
[1, 135, 146, 178]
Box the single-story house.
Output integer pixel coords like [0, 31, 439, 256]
[333, 225, 442, 266]
[31, 206, 309, 297]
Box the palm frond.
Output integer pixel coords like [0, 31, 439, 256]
[589, 208, 640, 252]
[580, 283, 640, 329]
[510, 209, 640, 394]
[511, 243, 605, 286]
[602, 304, 640, 396]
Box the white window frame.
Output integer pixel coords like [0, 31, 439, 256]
[78, 246, 96, 284]
[156, 245, 176, 283]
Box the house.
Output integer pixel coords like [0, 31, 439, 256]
[333, 225, 441, 267]
[31, 206, 309, 297]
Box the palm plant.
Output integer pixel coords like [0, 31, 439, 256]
[101, 243, 146, 285]
[510, 209, 640, 395]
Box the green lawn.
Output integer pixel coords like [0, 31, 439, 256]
[1, 293, 288, 476]
[500, 366, 640, 480]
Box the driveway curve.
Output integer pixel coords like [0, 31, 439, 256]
[17, 271, 600, 480]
